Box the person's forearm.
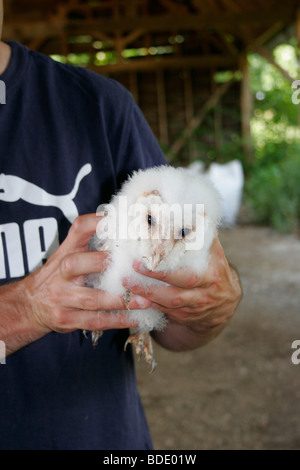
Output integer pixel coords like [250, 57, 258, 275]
[0, 279, 49, 356]
[152, 318, 224, 352]
[152, 265, 242, 352]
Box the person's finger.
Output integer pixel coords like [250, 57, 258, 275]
[123, 278, 214, 310]
[61, 284, 152, 311]
[132, 237, 227, 289]
[59, 213, 102, 253]
[53, 309, 139, 333]
[132, 261, 204, 289]
[60, 250, 109, 280]
[82, 310, 139, 332]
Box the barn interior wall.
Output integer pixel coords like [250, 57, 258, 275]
[3, 0, 296, 166]
[108, 68, 241, 166]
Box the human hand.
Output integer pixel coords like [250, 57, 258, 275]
[23, 214, 151, 336]
[123, 236, 242, 351]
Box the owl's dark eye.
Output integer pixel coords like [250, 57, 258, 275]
[147, 214, 155, 227]
[180, 227, 191, 238]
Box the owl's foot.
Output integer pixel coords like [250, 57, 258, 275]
[83, 329, 103, 348]
[123, 289, 131, 310]
[124, 332, 157, 372]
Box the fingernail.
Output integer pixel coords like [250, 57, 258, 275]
[96, 210, 108, 217]
[133, 260, 148, 273]
[133, 295, 151, 308]
[122, 277, 133, 289]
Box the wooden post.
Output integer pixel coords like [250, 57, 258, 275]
[183, 69, 194, 162]
[156, 69, 169, 146]
[211, 69, 223, 155]
[240, 54, 254, 166]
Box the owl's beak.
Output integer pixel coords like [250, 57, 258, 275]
[150, 243, 165, 271]
[151, 251, 162, 271]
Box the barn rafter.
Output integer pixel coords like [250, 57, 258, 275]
[3, 1, 297, 65]
[2, 0, 299, 165]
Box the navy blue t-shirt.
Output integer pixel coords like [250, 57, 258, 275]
[0, 41, 167, 449]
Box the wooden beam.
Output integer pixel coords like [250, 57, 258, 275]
[120, 28, 145, 49]
[3, 21, 65, 41]
[256, 46, 295, 84]
[3, 11, 294, 40]
[216, 31, 240, 56]
[62, 12, 297, 33]
[91, 30, 115, 47]
[246, 21, 285, 52]
[221, 0, 243, 13]
[88, 54, 237, 74]
[156, 0, 189, 15]
[166, 78, 235, 161]
[240, 54, 254, 166]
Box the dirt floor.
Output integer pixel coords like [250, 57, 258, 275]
[135, 225, 300, 450]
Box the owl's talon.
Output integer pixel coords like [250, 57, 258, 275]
[83, 329, 88, 339]
[124, 332, 157, 372]
[91, 330, 103, 347]
[83, 330, 103, 347]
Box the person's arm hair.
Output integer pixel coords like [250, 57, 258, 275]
[0, 280, 49, 355]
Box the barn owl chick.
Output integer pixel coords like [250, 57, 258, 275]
[86, 165, 222, 370]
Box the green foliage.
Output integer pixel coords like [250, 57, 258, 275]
[244, 42, 300, 232]
[249, 48, 300, 164]
[244, 151, 300, 232]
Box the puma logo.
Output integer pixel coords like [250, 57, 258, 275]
[0, 163, 92, 223]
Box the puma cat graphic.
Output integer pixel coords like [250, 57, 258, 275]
[0, 163, 92, 223]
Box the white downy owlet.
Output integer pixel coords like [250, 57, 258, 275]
[85, 165, 222, 370]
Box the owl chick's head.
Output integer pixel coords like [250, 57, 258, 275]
[95, 165, 222, 273]
[126, 188, 207, 271]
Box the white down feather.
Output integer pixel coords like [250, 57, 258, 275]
[86, 165, 222, 333]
